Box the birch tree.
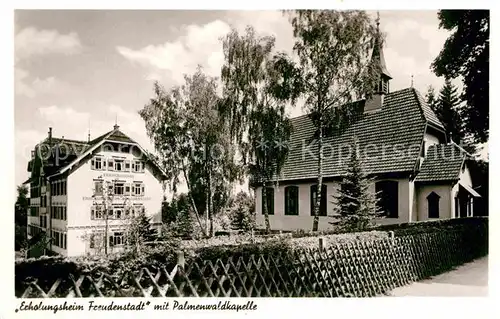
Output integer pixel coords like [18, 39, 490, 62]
[220, 27, 299, 232]
[287, 10, 380, 231]
[140, 67, 236, 237]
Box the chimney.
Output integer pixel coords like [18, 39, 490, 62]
[48, 127, 52, 146]
[113, 124, 119, 130]
[365, 94, 385, 113]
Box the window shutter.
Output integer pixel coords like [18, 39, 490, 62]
[131, 184, 135, 195]
[109, 236, 114, 247]
[141, 185, 145, 196]
[141, 162, 145, 172]
[131, 162, 135, 171]
[91, 158, 95, 169]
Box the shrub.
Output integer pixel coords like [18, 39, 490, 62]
[227, 191, 255, 231]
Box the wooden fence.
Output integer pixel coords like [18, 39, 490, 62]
[17, 225, 488, 298]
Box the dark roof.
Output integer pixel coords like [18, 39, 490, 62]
[28, 128, 167, 180]
[106, 129, 137, 144]
[413, 89, 444, 130]
[415, 143, 468, 182]
[273, 88, 444, 182]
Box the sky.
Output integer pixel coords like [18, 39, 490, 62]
[14, 10, 464, 187]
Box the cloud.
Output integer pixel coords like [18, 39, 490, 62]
[117, 20, 231, 85]
[14, 67, 35, 97]
[381, 14, 452, 94]
[225, 10, 294, 53]
[15, 72, 73, 98]
[35, 104, 154, 153]
[15, 27, 83, 98]
[15, 26, 82, 60]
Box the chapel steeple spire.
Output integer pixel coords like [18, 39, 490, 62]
[371, 11, 392, 94]
[365, 12, 393, 113]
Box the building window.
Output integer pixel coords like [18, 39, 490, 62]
[133, 160, 144, 173]
[114, 159, 124, 171]
[124, 160, 131, 171]
[133, 182, 145, 196]
[114, 182, 125, 195]
[110, 232, 124, 246]
[375, 180, 399, 218]
[91, 205, 104, 220]
[94, 180, 103, 196]
[39, 215, 47, 228]
[310, 184, 327, 216]
[285, 186, 299, 215]
[261, 187, 274, 215]
[427, 192, 440, 218]
[124, 183, 131, 196]
[91, 157, 103, 170]
[113, 206, 124, 219]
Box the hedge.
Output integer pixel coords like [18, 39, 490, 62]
[15, 217, 488, 297]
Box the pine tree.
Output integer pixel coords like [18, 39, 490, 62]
[331, 137, 381, 232]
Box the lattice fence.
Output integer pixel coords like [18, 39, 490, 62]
[17, 224, 488, 298]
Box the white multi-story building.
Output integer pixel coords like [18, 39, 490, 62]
[26, 124, 166, 257]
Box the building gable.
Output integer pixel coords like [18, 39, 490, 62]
[30, 127, 167, 182]
[415, 143, 468, 183]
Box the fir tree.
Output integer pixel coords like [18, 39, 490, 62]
[432, 10, 489, 143]
[331, 137, 381, 232]
[127, 208, 157, 249]
[229, 191, 255, 231]
[436, 78, 463, 143]
[425, 85, 438, 112]
[436, 79, 477, 154]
